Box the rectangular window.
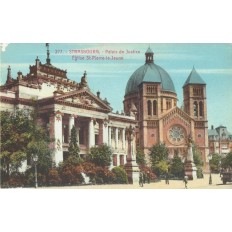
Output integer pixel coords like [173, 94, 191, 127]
[113, 154, 117, 166]
[120, 155, 124, 166]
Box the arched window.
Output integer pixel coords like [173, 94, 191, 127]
[194, 101, 198, 117]
[199, 101, 204, 117]
[147, 100, 152, 115]
[153, 100, 157, 115]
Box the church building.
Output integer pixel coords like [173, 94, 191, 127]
[124, 47, 209, 169]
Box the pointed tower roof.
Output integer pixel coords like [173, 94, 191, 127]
[183, 66, 206, 87]
[146, 46, 154, 54]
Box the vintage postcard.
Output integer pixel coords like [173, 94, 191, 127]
[1, 43, 232, 189]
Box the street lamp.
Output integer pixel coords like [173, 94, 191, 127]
[208, 154, 212, 185]
[32, 153, 38, 188]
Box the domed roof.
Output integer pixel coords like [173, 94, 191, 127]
[125, 48, 176, 95]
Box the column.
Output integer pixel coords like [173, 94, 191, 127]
[88, 118, 95, 147]
[115, 127, 119, 149]
[98, 120, 104, 145]
[69, 114, 75, 137]
[108, 126, 112, 147]
[103, 121, 108, 145]
[122, 128, 125, 150]
[50, 111, 63, 166]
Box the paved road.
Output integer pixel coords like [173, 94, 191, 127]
[41, 173, 232, 189]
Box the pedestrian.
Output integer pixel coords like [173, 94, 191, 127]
[139, 172, 143, 187]
[147, 171, 150, 184]
[165, 172, 169, 185]
[183, 175, 188, 189]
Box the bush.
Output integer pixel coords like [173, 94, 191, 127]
[48, 168, 61, 186]
[5, 172, 25, 188]
[139, 166, 157, 182]
[111, 166, 128, 184]
[82, 161, 114, 184]
[59, 164, 84, 185]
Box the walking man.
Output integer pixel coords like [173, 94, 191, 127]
[183, 175, 188, 189]
[139, 172, 144, 187]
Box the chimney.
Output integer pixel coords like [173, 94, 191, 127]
[6, 65, 12, 83]
[17, 71, 23, 80]
[35, 56, 40, 68]
[97, 91, 100, 98]
[211, 125, 214, 130]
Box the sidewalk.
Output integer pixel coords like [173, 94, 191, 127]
[41, 173, 232, 189]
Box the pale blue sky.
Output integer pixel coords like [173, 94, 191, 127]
[1, 43, 232, 132]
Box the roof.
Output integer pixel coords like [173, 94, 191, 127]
[125, 63, 176, 95]
[146, 47, 154, 54]
[208, 126, 232, 138]
[208, 129, 219, 136]
[183, 67, 206, 87]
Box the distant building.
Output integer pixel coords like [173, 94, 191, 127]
[208, 125, 232, 156]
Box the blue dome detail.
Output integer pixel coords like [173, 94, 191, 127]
[125, 62, 176, 95]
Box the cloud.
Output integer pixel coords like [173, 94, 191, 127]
[0, 43, 9, 52]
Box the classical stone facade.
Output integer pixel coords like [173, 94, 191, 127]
[124, 47, 209, 170]
[0, 45, 136, 170]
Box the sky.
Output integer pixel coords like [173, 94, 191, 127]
[1, 43, 232, 132]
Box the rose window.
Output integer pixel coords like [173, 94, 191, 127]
[168, 125, 185, 145]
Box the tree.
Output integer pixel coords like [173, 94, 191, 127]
[209, 153, 221, 173]
[88, 144, 112, 167]
[0, 110, 31, 177]
[221, 152, 232, 169]
[0, 109, 53, 186]
[136, 147, 146, 166]
[192, 144, 204, 178]
[170, 153, 184, 178]
[149, 143, 169, 177]
[66, 125, 82, 165]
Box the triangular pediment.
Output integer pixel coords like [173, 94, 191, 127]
[54, 89, 112, 112]
[161, 107, 193, 127]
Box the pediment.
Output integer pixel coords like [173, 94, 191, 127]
[54, 89, 112, 112]
[161, 107, 193, 127]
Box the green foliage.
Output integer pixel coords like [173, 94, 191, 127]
[209, 153, 221, 173]
[221, 152, 232, 169]
[136, 147, 146, 166]
[0, 109, 53, 187]
[149, 143, 169, 176]
[0, 110, 32, 175]
[170, 154, 184, 178]
[88, 144, 112, 167]
[67, 126, 82, 165]
[112, 166, 128, 184]
[193, 144, 204, 178]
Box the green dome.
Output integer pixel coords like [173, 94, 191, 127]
[125, 62, 176, 95]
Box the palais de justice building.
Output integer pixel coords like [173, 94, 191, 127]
[0, 45, 209, 170]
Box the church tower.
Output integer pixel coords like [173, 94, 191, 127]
[124, 47, 177, 156]
[183, 67, 209, 168]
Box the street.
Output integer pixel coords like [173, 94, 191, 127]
[39, 173, 232, 189]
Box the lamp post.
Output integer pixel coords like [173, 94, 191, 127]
[32, 153, 38, 188]
[208, 154, 212, 185]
